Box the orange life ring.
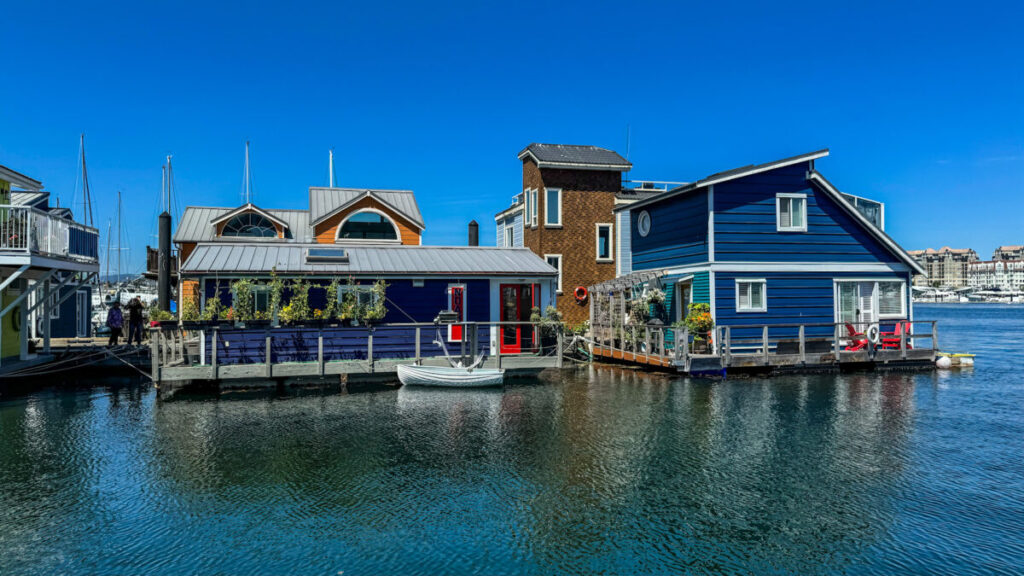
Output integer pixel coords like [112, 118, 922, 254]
[574, 286, 588, 303]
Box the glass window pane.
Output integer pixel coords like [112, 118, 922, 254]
[546, 189, 560, 224]
[751, 283, 763, 309]
[791, 198, 805, 228]
[838, 283, 857, 323]
[780, 198, 792, 228]
[339, 211, 398, 240]
[597, 226, 610, 259]
[879, 281, 903, 316]
[738, 283, 750, 309]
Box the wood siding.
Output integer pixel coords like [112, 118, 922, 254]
[313, 197, 421, 245]
[713, 163, 895, 263]
[630, 188, 708, 271]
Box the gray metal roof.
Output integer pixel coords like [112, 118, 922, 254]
[518, 143, 632, 171]
[181, 243, 558, 276]
[175, 206, 312, 242]
[10, 190, 49, 207]
[308, 187, 425, 228]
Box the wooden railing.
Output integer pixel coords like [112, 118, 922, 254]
[149, 321, 563, 382]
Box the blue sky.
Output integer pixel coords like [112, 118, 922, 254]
[2, 1, 1021, 272]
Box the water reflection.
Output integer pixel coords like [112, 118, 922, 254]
[1, 307, 1022, 575]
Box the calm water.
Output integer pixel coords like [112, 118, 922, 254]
[1, 304, 1022, 575]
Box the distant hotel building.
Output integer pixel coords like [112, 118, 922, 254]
[968, 260, 1024, 292]
[992, 245, 1024, 261]
[907, 247, 979, 288]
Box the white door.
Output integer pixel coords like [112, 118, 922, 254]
[857, 282, 876, 325]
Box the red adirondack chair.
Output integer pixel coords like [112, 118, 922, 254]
[845, 323, 868, 351]
[881, 321, 912, 350]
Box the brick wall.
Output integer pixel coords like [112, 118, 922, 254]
[521, 159, 620, 326]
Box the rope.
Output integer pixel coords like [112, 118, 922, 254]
[0, 346, 147, 379]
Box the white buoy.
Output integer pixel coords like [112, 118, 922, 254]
[936, 356, 952, 369]
[960, 357, 974, 367]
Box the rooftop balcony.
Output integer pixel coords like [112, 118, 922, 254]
[0, 205, 100, 268]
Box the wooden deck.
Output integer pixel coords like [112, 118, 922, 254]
[590, 320, 939, 376]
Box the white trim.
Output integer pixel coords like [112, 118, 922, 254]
[544, 187, 562, 227]
[808, 172, 926, 276]
[544, 254, 563, 293]
[595, 223, 613, 262]
[0, 165, 43, 191]
[210, 203, 290, 229]
[334, 208, 402, 243]
[735, 278, 767, 312]
[310, 189, 425, 230]
[707, 185, 715, 262]
[661, 261, 911, 275]
[531, 189, 538, 228]
[776, 193, 808, 232]
[832, 278, 907, 323]
[504, 224, 515, 248]
[620, 149, 830, 213]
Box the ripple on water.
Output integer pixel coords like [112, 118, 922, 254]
[0, 304, 1023, 575]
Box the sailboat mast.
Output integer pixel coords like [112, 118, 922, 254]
[105, 219, 112, 287]
[117, 190, 122, 284]
[243, 141, 252, 204]
[79, 134, 94, 227]
[329, 149, 335, 187]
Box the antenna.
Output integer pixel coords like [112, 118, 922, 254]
[242, 141, 253, 204]
[329, 149, 336, 187]
[625, 124, 631, 161]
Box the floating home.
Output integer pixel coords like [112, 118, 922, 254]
[588, 150, 938, 373]
[156, 186, 560, 389]
[0, 163, 99, 373]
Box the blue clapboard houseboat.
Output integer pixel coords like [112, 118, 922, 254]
[588, 150, 936, 372]
[155, 184, 560, 389]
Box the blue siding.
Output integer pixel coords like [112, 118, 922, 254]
[631, 188, 708, 270]
[49, 285, 89, 338]
[713, 163, 897, 264]
[714, 271, 908, 342]
[496, 211, 524, 247]
[204, 278, 490, 323]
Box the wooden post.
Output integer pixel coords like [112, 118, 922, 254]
[318, 333, 324, 376]
[495, 326, 501, 369]
[644, 326, 650, 362]
[799, 325, 806, 364]
[415, 326, 421, 365]
[834, 324, 841, 364]
[211, 327, 218, 380]
[150, 331, 161, 383]
[556, 327, 563, 368]
[368, 329, 374, 372]
[265, 332, 272, 378]
[724, 326, 732, 366]
[900, 323, 907, 360]
[932, 321, 939, 352]
[762, 325, 770, 365]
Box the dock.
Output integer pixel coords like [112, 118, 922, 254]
[590, 320, 939, 375]
[150, 321, 563, 396]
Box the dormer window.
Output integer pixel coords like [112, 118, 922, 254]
[222, 213, 278, 237]
[338, 210, 399, 241]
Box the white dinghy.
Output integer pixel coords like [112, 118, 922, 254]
[397, 364, 505, 388]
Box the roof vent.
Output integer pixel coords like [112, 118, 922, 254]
[306, 247, 349, 263]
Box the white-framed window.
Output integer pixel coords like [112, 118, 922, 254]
[523, 189, 531, 229]
[253, 285, 270, 313]
[545, 254, 562, 294]
[531, 189, 538, 227]
[595, 223, 613, 262]
[776, 193, 807, 232]
[735, 279, 767, 312]
[637, 210, 651, 237]
[339, 284, 380, 308]
[834, 279, 906, 324]
[504, 224, 514, 247]
[545, 188, 562, 227]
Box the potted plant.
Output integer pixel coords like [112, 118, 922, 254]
[361, 279, 388, 325]
[285, 280, 311, 326]
[323, 278, 341, 326]
[147, 304, 176, 328]
[268, 268, 285, 327]
[684, 303, 714, 354]
[231, 278, 255, 328]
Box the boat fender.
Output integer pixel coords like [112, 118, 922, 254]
[936, 356, 952, 369]
[866, 324, 880, 344]
[574, 286, 588, 304]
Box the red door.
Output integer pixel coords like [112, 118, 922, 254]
[448, 284, 466, 342]
[500, 284, 538, 354]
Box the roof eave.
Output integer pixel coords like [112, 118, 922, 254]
[807, 171, 927, 276]
[0, 165, 43, 191]
[516, 149, 632, 172]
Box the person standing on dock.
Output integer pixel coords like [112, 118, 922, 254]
[126, 296, 145, 346]
[106, 301, 124, 347]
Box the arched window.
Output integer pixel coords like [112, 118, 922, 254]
[222, 213, 278, 237]
[338, 211, 398, 240]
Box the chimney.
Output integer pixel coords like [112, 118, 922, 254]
[468, 220, 479, 246]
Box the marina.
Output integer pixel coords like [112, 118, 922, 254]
[0, 304, 1017, 575]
